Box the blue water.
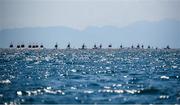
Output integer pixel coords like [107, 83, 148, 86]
[0, 49, 180, 104]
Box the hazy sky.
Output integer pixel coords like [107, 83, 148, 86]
[0, 0, 180, 30]
[0, 0, 180, 48]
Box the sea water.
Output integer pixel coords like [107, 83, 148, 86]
[0, 48, 180, 104]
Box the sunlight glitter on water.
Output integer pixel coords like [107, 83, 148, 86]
[0, 49, 180, 104]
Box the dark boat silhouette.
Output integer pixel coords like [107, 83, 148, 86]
[67, 43, 71, 49]
[21, 44, 25, 48]
[120, 44, 123, 49]
[55, 43, 58, 49]
[9, 43, 13, 48]
[81, 43, 86, 49]
[93, 44, 98, 49]
[137, 44, 140, 49]
[40, 44, 44, 48]
[17, 45, 20, 48]
[131, 45, 134, 49]
[141, 45, 144, 49]
[35, 45, 39, 48]
[108, 44, 112, 48]
[28, 45, 32, 48]
[166, 45, 170, 49]
[99, 44, 102, 49]
[32, 45, 36, 48]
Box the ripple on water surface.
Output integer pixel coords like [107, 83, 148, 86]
[0, 49, 180, 104]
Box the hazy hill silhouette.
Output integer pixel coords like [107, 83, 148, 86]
[0, 20, 180, 48]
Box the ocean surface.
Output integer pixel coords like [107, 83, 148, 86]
[0, 48, 180, 104]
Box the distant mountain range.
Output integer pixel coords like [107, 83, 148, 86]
[0, 20, 180, 48]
